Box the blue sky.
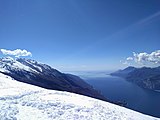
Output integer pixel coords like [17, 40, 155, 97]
[0, 0, 160, 71]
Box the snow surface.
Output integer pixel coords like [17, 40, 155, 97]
[0, 57, 38, 73]
[0, 73, 159, 120]
[25, 60, 43, 72]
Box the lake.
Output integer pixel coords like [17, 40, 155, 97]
[68, 71, 160, 118]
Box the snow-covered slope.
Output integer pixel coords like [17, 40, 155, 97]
[0, 73, 159, 120]
[0, 57, 38, 73]
[0, 57, 106, 101]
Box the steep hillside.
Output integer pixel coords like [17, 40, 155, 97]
[111, 66, 160, 90]
[0, 57, 105, 101]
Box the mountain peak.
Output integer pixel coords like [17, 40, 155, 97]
[0, 56, 15, 62]
[0, 56, 38, 73]
[124, 66, 136, 71]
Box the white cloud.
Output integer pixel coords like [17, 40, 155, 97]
[126, 57, 133, 61]
[1, 49, 32, 58]
[124, 50, 160, 66]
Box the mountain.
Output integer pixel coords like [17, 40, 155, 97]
[111, 66, 160, 90]
[0, 73, 159, 120]
[110, 66, 136, 77]
[0, 56, 105, 101]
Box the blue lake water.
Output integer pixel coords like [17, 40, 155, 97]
[68, 71, 160, 118]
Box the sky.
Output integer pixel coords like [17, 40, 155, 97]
[0, 0, 160, 71]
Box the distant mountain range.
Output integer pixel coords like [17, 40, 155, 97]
[111, 66, 160, 90]
[0, 57, 106, 101]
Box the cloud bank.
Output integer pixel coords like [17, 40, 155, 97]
[1, 49, 32, 58]
[124, 50, 160, 66]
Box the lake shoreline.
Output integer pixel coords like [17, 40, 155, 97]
[69, 71, 160, 118]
